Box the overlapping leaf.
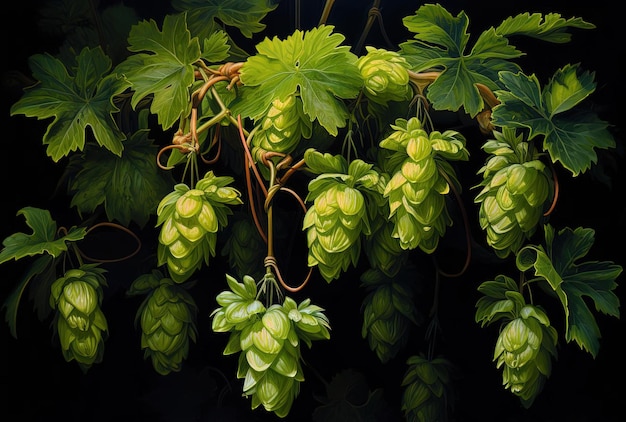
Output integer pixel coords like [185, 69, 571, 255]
[516, 224, 622, 357]
[10, 47, 129, 162]
[491, 65, 616, 175]
[69, 129, 174, 227]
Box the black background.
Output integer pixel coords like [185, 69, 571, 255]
[1, 1, 624, 421]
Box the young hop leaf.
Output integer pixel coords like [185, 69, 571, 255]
[491, 64, 616, 175]
[236, 25, 363, 136]
[516, 224, 622, 358]
[114, 12, 201, 130]
[0, 207, 86, 264]
[10, 46, 130, 162]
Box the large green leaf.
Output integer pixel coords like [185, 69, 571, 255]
[399, 3, 522, 117]
[0, 207, 86, 264]
[516, 225, 622, 358]
[236, 25, 363, 135]
[115, 12, 201, 130]
[10, 47, 129, 162]
[69, 129, 175, 227]
[492, 65, 616, 175]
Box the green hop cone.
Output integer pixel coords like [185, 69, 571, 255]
[380, 117, 469, 252]
[357, 46, 412, 105]
[221, 216, 266, 281]
[474, 128, 551, 258]
[303, 181, 369, 282]
[49, 264, 108, 370]
[401, 355, 455, 422]
[252, 93, 312, 155]
[211, 274, 330, 418]
[494, 306, 558, 408]
[360, 267, 422, 363]
[131, 272, 198, 375]
[156, 171, 242, 283]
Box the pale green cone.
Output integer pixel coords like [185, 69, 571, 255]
[49, 264, 108, 370]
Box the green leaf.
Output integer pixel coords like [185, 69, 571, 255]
[495, 12, 595, 43]
[516, 225, 622, 358]
[399, 3, 522, 117]
[492, 66, 616, 175]
[69, 129, 174, 227]
[173, 0, 278, 39]
[0, 207, 86, 264]
[115, 12, 201, 130]
[10, 47, 129, 162]
[238, 25, 362, 135]
[201, 30, 231, 63]
[2, 255, 55, 338]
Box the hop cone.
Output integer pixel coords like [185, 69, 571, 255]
[211, 274, 330, 418]
[156, 171, 242, 283]
[252, 93, 312, 155]
[401, 355, 455, 422]
[494, 306, 558, 407]
[130, 272, 198, 375]
[474, 128, 551, 258]
[363, 216, 408, 277]
[303, 181, 369, 282]
[221, 216, 266, 281]
[380, 117, 468, 253]
[49, 264, 108, 370]
[357, 46, 412, 104]
[360, 267, 422, 363]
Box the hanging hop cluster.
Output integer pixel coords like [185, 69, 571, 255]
[356, 46, 412, 105]
[252, 93, 312, 156]
[211, 274, 330, 418]
[401, 354, 456, 422]
[360, 267, 422, 363]
[49, 264, 109, 370]
[474, 128, 551, 258]
[379, 117, 469, 253]
[128, 270, 198, 375]
[476, 275, 558, 408]
[156, 171, 242, 283]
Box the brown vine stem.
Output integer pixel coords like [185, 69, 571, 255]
[78, 222, 142, 264]
[319, 0, 335, 25]
[263, 161, 311, 293]
[543, 163, 560, 216]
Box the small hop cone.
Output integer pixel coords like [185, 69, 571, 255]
[475, 128, 551, 258]
[49, 264, 108, 370]
[136, 277, 198, 375]
[283, 296, 331, 347]
[357, 46, 412, 105]
[360, 268, 422, 363]
[494, 305, 558, 408]
[401, 355, 455, 422]
[364, 217, 408, 277]
[157, 171, 242, 282]
[221, 216, 266, 281]
[253, 94, 312, 155]
[303, 182, 369, 282]
[380, 117, 468, 252]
